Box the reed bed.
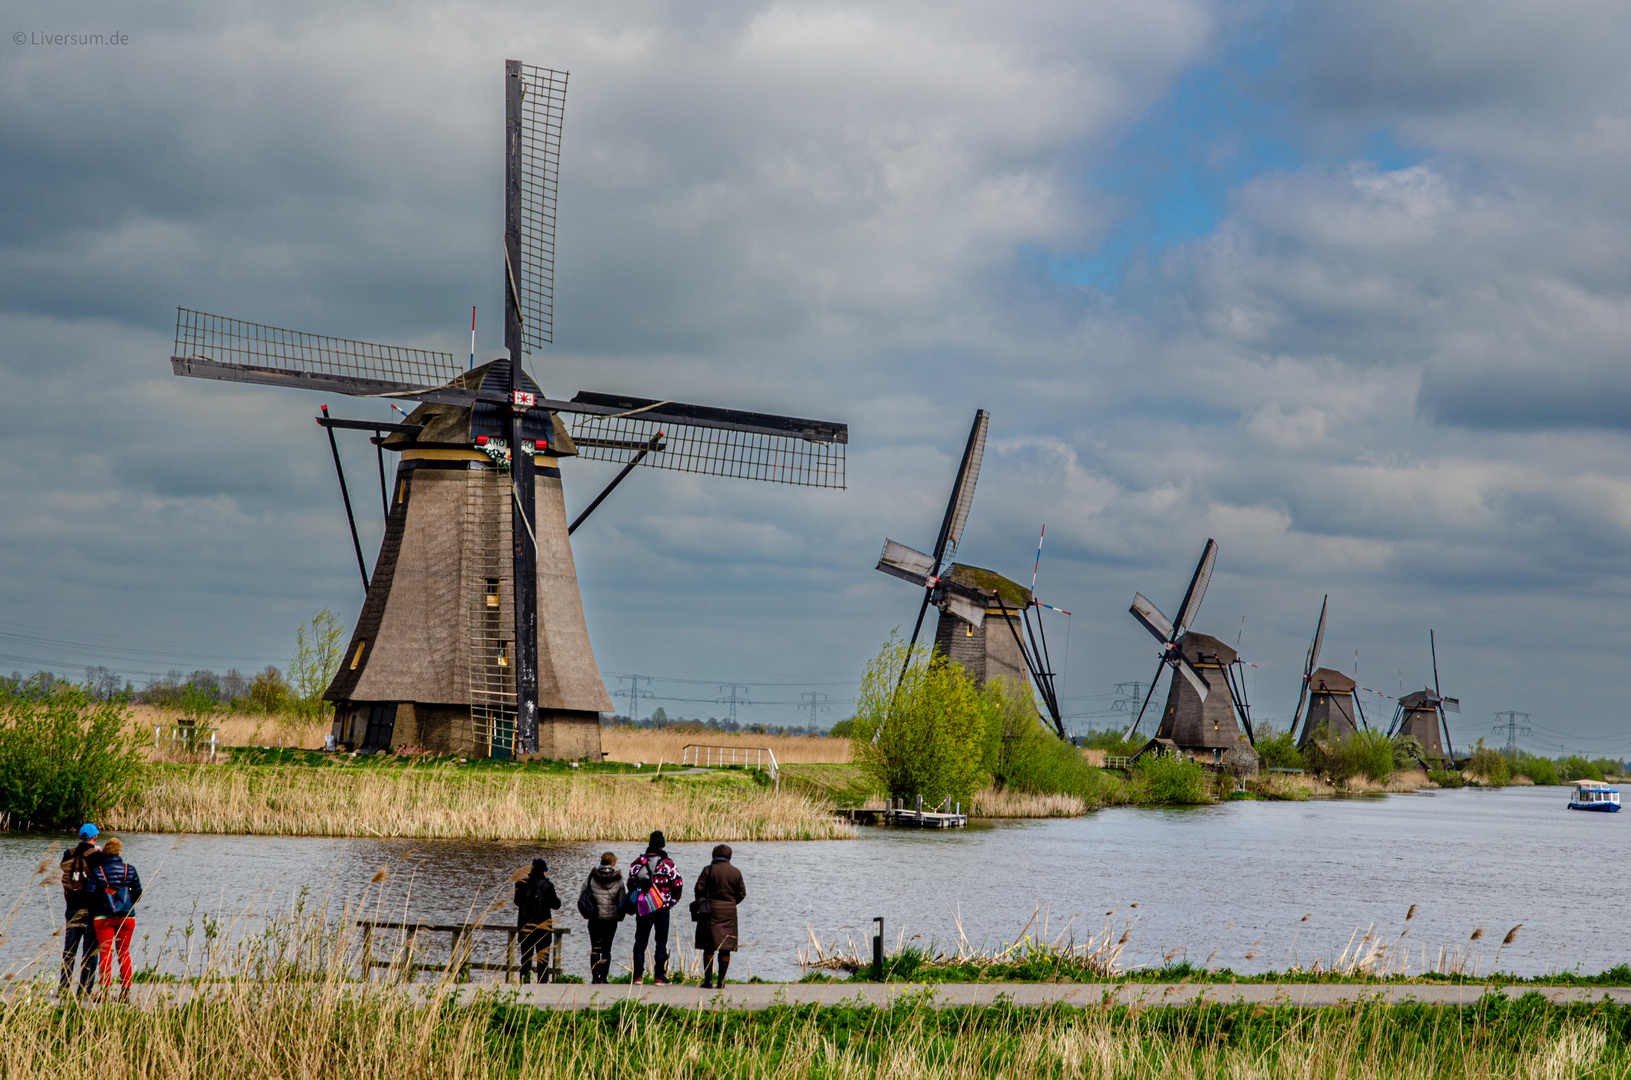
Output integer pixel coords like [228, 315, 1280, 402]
[106, 767, 855, 841]
[599, 727, 851, 765]
[970, 786, 1087, 817]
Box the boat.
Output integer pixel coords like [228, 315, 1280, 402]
[1567, 779, 1621, 812]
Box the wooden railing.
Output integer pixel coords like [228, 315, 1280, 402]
[356, 919, 569, 983]
[153, 724, 219, 756]
[681, 744, 779, 784]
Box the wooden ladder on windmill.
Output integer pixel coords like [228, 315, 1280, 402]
[466, 465, 516, 758]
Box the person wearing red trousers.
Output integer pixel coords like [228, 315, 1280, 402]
[90, 837, 143, 1000]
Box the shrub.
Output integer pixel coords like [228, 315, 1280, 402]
[247, 666, 291, 713]
[1466, 739, 1510, 786]
[827, 718, 856, 739]
[1518, 756, 1559, 785]
[0, 678, 146, 830]
[1077, 727, 1146, 757]
[1252, 724, 1301, 770]
[1557, 756, 1603, 783]
[1303, 726, 1395, 783]
[1429, 769, 1465, 788]
[1392, 735, 1427, 773]
[1134, 753, 1211, 805]
[851, 635, 992, 808]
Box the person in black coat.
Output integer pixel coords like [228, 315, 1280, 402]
[59, 823, 102, 995]
[514, 858, 561, 983]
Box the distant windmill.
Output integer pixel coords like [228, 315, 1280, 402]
[1289, 596, 1368, 747]
[1127, 539, 1256, 764]
[167, 61, 848, 760]
[1386, 630, 1459, 764]
[872, 411, 1063, 735]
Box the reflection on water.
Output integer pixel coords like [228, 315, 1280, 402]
[1, 785, 1622, 982]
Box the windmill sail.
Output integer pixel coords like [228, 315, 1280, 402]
[515, 64, 567, 353]
[171, 309, 462, 396]
[1175, 538, 1218, 633]
[877, 540, 936, 585]
[1129, 592, 1174, 643]
[941, 410, 989, 560]
[560, 392, 847, 489]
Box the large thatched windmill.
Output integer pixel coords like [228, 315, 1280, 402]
[1289, 596, 1368, 748]
[168, 62, 847, 759]
[1126, 539, 1257, 766]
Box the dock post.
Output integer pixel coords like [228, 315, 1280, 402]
[915, 794, 922, 820]
[505, 930, 517, 983]
[872, 917, 884, 980]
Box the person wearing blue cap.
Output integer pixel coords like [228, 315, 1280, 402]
[58, 823, 102, 995]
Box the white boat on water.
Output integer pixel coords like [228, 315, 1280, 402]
[1567, 779, 1621, 812]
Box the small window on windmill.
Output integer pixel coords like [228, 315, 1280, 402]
[486, 579, 500, 609]
[497, 640, 510, 667]
[349, 640, 367, 670]
[965, 622, 973, 637]
[396, 478, 407, 505]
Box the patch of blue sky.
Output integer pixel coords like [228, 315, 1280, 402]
[1044, 28, 1426, 290]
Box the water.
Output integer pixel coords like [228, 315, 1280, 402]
[3, 785, 1623, 983]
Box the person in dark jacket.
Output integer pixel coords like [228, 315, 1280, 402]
[627, 830, 682, 984]
[582, 852, 626, 983]
[59, 823, 102, 995]
[91, 837, 142, 999]
[692, 844, 746, 988]
[514, 858, 562, 983]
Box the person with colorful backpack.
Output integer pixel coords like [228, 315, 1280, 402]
[59, 823, 103, 995]
[625, 831, 682, 984]
[90, 837, 142, 1000]
[514, 858, 562, 984]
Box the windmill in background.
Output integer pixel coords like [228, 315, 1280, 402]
[1289, 595, 1368, 748]
[1126, 539, 1257, 766]
[167, 61, 848, 759]
[1386, 630, 1459, 765]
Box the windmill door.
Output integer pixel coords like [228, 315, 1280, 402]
[361, 703, 397, 751]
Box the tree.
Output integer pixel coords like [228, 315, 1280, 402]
[649, 706, 669, 724]
[1251, 723, 1301, 770]
[851, 635, 992, 808]
[247, 666, 290, 713]
[288, 609, 348, 717]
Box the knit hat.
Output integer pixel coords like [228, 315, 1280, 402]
[712, 844, 732, 861]
[648, 830, 666, 852]
[599, 852, 617, 866]
[532, 857, 548, 873]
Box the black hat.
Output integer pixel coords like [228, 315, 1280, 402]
[532, 857, 548, 872]
[648, 830, 666, 851]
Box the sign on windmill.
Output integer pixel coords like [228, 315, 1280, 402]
[1126, 539, 1259, 772]
[168, 61, 848, 760]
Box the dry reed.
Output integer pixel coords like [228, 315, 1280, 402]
[970, 787, 1086, 817]
[132, 705, 330, 761]
[599, 727, 851, 765]
[107, 767, 855, 841]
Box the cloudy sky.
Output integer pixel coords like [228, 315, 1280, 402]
[3, 0, 1629, 755]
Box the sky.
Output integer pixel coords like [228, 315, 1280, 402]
[3, 0, 1630, 757]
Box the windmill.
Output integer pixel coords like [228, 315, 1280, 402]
[167, 61, 848, 760]
[1386, 630, 1459, 765]
[1126, 539, 1257, 765]
[1289, 596, 1368, 748]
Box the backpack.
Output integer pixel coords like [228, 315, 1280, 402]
[61, 849, 96, 900]
[576, 880, 596, 921]
[101, 864, 136, 918]
[629, 856, 668, 916]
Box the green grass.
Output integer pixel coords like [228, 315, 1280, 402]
[780, 763, 879, 806]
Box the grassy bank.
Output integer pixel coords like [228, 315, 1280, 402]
[6, 991, 1630, 1079]
[107, 757, 854, 841]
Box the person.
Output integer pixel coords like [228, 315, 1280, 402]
[580, 852, 626, 984]
[692, 844, 746, 989]
[91, 837, 142, 1000]
[59, 823, 102, 995]
[514, 858, 561, 984]
[626, 830, 682, 985]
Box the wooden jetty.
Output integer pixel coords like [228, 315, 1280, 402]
[839, 795, 968, 829]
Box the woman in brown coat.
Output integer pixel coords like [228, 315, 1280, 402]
[692, 844, 746, 988]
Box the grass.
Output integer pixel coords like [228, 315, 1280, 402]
[106, 760, 855, 841]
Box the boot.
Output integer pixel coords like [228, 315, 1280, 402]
[716, 955, 731, 985]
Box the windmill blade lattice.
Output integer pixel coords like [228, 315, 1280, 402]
[172, 308, 462, 394]
[940, 410, 989, 561]
[516, 65, 568, 352]
[1175, 538, 1218, 633]
[561, 393, 846, 489]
